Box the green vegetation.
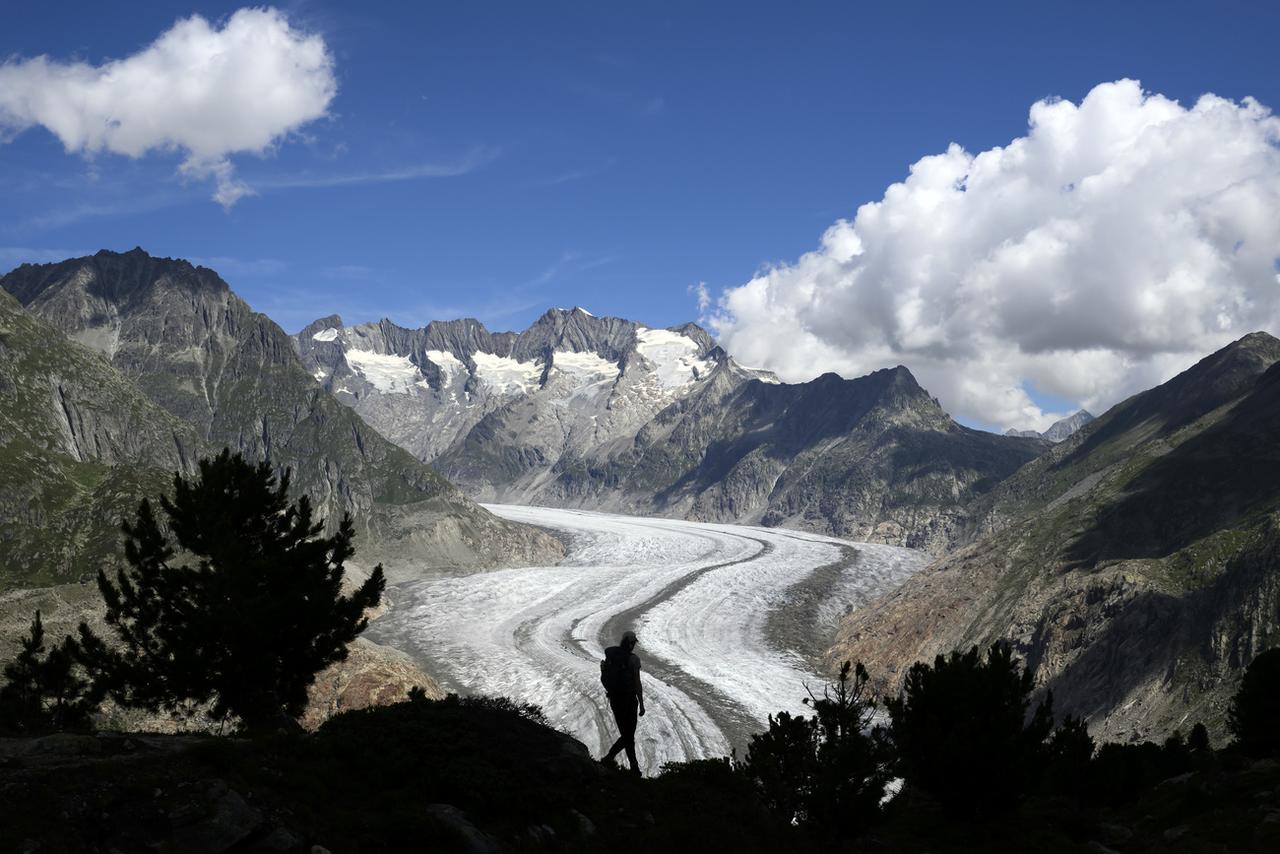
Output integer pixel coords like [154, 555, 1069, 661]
[0, 610, 93, 733]
[76, 450, 385, 733]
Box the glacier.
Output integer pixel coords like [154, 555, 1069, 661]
[367, 505, 927, 774]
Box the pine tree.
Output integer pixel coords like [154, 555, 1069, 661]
[77, 449, 385, 733]
[0, 611, 92, 733]
[885, 642, 1054, 815]
[742, 660, 891, 835]
[1228, 647, 1280, 757]
[804, 660, 893, 833]
[0, 610, 46, 732]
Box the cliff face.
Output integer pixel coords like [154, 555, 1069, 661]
[830, 333, 1280, 742]
[0, 287, 206, 588]
[0, 250, 563, 574]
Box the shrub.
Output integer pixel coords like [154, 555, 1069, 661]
[743, 661, 891, 836]
[884, 642, 1053, 816]
[1043, 714, 1095, 800]
[1228, 647, 1280, 757]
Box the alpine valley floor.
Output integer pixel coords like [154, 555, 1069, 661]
[367, 505, 927, 773]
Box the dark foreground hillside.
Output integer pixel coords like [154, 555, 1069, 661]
[4, 695, 1279, 853]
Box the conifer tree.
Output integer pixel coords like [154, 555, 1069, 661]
[0, 610, 46, 732]
[885, 642, 1053, 815]
[78, 449, 385, 733]
[1228, 647, 1280, 757]
[743, 660, 890, 835]
[0, 611, 92, 733]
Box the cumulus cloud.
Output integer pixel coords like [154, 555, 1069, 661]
[0, 7, 335, 207]
[708, 80, 1280, 430]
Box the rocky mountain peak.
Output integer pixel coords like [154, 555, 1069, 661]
[300, 314, 344, 338]
[1005, 409, 1096, 443]
[512, 307, 639, 362]
[1, 247, 230, 317]
[1090, 331, 1280, 444]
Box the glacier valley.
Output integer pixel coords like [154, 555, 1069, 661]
[367, 505, 927, 774]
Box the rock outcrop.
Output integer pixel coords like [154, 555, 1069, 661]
[1005, 409, 1095, 442]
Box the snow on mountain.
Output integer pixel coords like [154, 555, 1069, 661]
[472, 351, 542, 395]
[292, 308, 1039, 550]
[292, 309, 738, 472]
[635, 327, 716, 390]
[343, 349, 425, 394]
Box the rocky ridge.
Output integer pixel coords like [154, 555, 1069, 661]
[829, 332, 1280, 742]
[0, 287, 205, 589]
[1005, 409, 1096, 442]
[294, 309, 1045, 552]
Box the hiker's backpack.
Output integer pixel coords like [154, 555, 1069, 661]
[600, 646, 632, 695]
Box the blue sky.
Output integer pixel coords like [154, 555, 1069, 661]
[2, 2, 1279, 427]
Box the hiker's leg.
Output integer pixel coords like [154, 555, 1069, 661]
[619, 700, 639, 771]
[604, 695, 628, 760]
[606, 694, 639, 769]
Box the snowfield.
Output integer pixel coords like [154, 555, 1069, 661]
[368, 505, 927, 773]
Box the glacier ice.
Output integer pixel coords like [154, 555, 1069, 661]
[368, 505, 927, 775]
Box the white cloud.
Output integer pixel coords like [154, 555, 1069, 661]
[0, 7, 336, 207]
[690, 282, 711, 313]
[255, 146, 499, 190]
[708, 80, 1280, 431]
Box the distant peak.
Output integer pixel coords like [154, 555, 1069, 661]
[1228, 330, 1280, 352]
[301, 314, 344, 335]
[93, 246, 152, 259]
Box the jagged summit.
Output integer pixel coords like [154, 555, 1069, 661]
[1005, 409, 1096, 443]
[2, 248, 231, 328]
[291, 305, 1038, 549]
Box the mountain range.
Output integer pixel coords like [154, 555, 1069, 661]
[293, 308, 1047, 552]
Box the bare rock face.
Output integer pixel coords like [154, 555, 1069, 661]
[293, 310, 1044, 553]
[299, 637, 444, 731]
[0, 288, 204, 589]
[830, 332, 1280, 743]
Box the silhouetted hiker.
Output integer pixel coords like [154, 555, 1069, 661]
[600, 630, 645, 774]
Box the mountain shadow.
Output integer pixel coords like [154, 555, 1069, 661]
[1065, 359, 1280, 565]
